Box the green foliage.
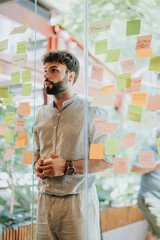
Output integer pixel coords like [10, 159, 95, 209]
[0, 197, 7, 206]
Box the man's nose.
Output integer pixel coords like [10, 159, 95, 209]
[44, 72, 49, 79]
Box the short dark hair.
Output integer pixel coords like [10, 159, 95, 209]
[42, 50, 80, 85]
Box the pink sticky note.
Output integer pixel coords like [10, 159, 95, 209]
[113, 157, 128, 174]
[135, 35, 152, 50]
[94, 118, 107, 132]
[0, 124, 8, 136]
[14, 119, 26, 132]
[103, 123, 119, 134]
[125, 77, 141, 94]
[138, 151, 156, 168]
[120, 133, 136, 149]
[4, 146, 15, 159]
[147, 95, 160, 111]
[120, 60, 136, 74]
[91, 65, 104, 81]
[16, 102, 30, 115]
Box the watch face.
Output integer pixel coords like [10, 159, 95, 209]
[68, 167, 74, 175]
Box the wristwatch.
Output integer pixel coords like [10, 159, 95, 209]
[65, 160, 75, 175]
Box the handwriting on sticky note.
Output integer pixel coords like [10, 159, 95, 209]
[11, 71, 20, 85]
[120, 133, 135, 150]
[16, 102, 30, 115]
[15, 136, 25, 149]
[113, 157, 128, 174]
[132, 92, 147, 107]
[105, 49, 120, 62]
[12, 53, 27, 67]
[138, 151, 156, 168]
[126, 19, 141, 36]
[22, 69, 31, 83]
[156, 138, 160, 155]
[103, 123, 119, 134]
[105, 139, 119, 155]
[120, 60, 136, 74]
[147, 95, 160, 111]
[149, 56, 160, 72]
[0, 86, 8, 98]
[4, 146, 15, 159]
[89, 144, 104, 159]
[127, 105, 143, 122]
[18, 132, 28, 145]
[125, 77, 141, 93]
[23, 151, 33, 164]
[133, 112, 159, 131]
[10, 25, 29, 35]
[0, 39, 8, 52]
[89, 18, 111, 34]
[4, 129, 14, 143]
[101, 85, 117, 94]
[136, 35, 152, 50]
[17, 41, 26, 54]
[91, 65, 104, 81]
[117, 73, 131, 89]
[5, 112, 15, 125]
[2, 94, 13, 106]
[21, 83, 32, 96]
[0, 124, 8, 136]
[90, 93, 116, 107]
[14, 119, 26, 132]
[95, 39, 108, 55]
[94, 118, 107, 132]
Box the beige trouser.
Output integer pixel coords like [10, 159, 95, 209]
[35, 185, 101, 240]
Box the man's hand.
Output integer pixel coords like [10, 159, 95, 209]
[34, 157, 47, 179]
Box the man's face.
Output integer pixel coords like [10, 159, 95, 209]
[44, 62, 69, 95]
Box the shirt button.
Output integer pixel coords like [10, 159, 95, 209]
[54, 126, 56, 129]
[57, 113, 60, 116]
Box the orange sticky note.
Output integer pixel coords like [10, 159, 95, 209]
[103, 123, 119, 134]
[136, 48, 153, 59]
[132, 92, 147, 107]
[120, 133, 135, 150]
[113, 157, 128, 174]
[138, 151, 156, 168]
[94, 118, 107, 132]
[4, 146, 15, 159]
[91, 65, 104, 81]
[125, 77, 141, 94]
[89, 144, 104, 159]
[16, 102, 30, 115]
[101, 85, 117, 94]
[23, 151, 33, 164]
[147, 95, 160, 111]
[15, 136, 25, 149]
[0, 124, 8, 136]
[14, 119, 26, 132]
[18, 132, 28, 145]
[120, 60, 136, 74]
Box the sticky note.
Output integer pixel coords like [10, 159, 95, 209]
[120, 133, 135, 149]
[147, 95, 160, 111]
[89, 144, 104, 159]
[2, 93, 13, 106]
[103, 123, 119, 134]
[138, 151, 156, 168]
[90, 93, 116, 107]
[125, 77, 141, 93]
[105, 139, 119, 155]
[117, 73, 131, 89]
[135, 35, 152, 50]
[22, 69, 31, 83]
[89, 18, 111, 34]
[4, 146, 15, 159]
[18, 132, 28, 145]
[11, 71, 20, 85]
[156, 138, 160, 155]
[95, 39, 108, 55]
[17, 41, 26, 54]
[0, 39, 8, 52]
[101, 85, 117, 94]
[0, 62, 3, 73]
[120, 60, 136, 74]
[105, 49, 120, 62]
[10, 25, 29, 35]
[21, 83, 32, 96]
[91, 65, 104, 81]
[126, 19, 141, 36]
[16, 102, 30, 115]
[14, 119, 26, 132]
[132, 92, 147, 107]
[127, 105, 143, 122]
[0, 124, 8, 136]
[12, 53, 27, 67]
[15, 136, 25, 149]
[94, 118, 107, 132]
[5, 112, 15, 125]
[136, 47, 153, 59]
[133, 112, 159, 131]
[4, 129, 14, 143]
[113, 157, 128, 174]
[148, 56, 160, 72]
[23, 151, 33, 164]
[0, 86, 8, 98]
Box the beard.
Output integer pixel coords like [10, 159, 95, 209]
[44, 73, 68, 95]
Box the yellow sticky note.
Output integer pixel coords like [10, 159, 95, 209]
[89, 18, 111, 34]
[0, 39, 8, 52]
[12, 53, 27, 67]
[23, 151, 33, 164]
[105, 49, 120, 62]
[4, 129, 14, 143]
[10, 25, 29, 35]
[132, 92, 147, 107]
[16, 102, 30, 115]
[0, 86, 8, 98]
[105, 139, 119, 155]
[11, 71, 20, 85]
[22, 69, 31, 83]
[156, 138, 160, 155]
[89, 144, 104, 159]
[5, 112, 15, 125]
[21, 83, 32, 96]
[101, 85, 117, 94]
[90, 93, 116, 107]
[15, 136, 25, 149]
[2, 93, 13, 106]
[0, 62, 3, 73]
[117, 73, 131, 89]
[17, 41, 26, 54]
[148, 56, 160, 72]
[18, 132, 28, 145]
[95, 39, 108, 55]
[127, 105, 143, 122]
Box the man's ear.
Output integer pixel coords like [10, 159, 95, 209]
[68, 72, 75, 83]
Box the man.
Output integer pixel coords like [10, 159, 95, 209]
[34, 50, 113, 240]
[132, 129, 160, 240]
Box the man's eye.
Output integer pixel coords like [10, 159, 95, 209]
[51, 69, 57, 73]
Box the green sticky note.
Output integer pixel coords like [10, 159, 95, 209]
[0, 86, 8, 98]
[95, 39, 108, 55]
[126, 19, 141, 36]
[21, 83, 32, 96]
[5, 112, 15, 125]
[11, 71, 20, 85]
[105, 139, 119, 155]
[156, 138, 160, 155]
[2, 93, 13, 106]
[4, 129, 14, 143]
[127, 105, 143, 122]
[117, 73, 131, 89]
[17, 41, 26, 54]
[148, 56, 160, 72]
[105, 49, 120, 62]
[22, 69, 31, 83]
